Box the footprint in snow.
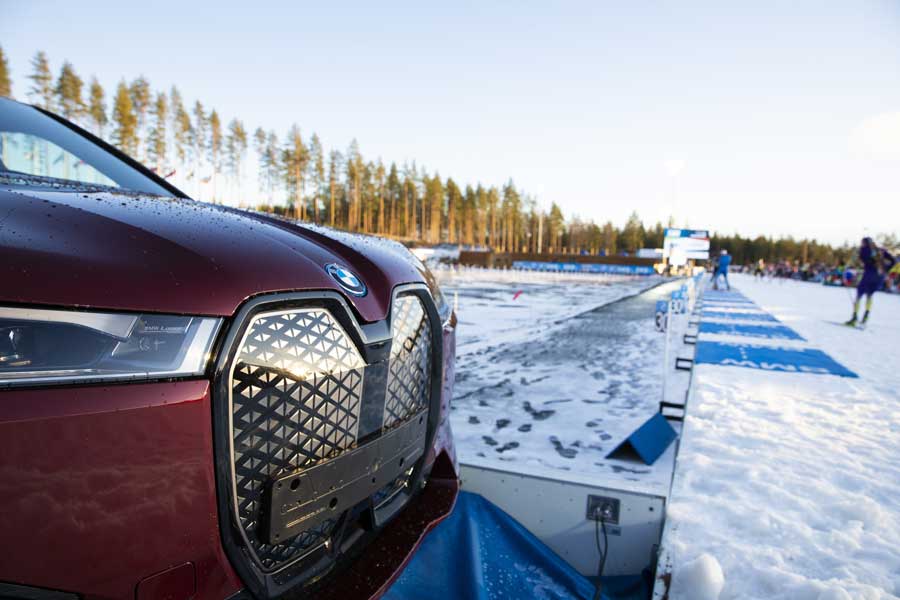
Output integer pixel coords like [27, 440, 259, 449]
[549, 436, 578, 459]
[523, 401, 555, 421]
[495, 441, 519, 453]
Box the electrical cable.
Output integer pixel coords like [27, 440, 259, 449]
[591, 512, 609, 600]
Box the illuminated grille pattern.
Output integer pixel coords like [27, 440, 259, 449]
[384, 295, 432, 429]
[230, 308, 365, 570]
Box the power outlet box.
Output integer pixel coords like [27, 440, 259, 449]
[586, 495, 620, 524]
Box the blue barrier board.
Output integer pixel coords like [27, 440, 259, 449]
[699, 321, 805, 341]
[702, 310, 779, 323]
[695, 342, 857, 378]
[512, 260, 656, 275]
[606, 413, 678, 465]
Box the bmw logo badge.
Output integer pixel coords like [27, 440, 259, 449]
[325, 264, 367, 297]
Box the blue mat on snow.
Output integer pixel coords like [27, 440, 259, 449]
[699, 322, 805, 341]
[702, 296, 754, 304]
[702, 310, 779, 323]
[702, 304, 761, 312]
[695, 342, 857, 377]
[386, 492, 647, 600]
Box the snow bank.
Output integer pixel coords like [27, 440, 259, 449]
[666, 274, 900, 600]
[670, 553, 724, 600]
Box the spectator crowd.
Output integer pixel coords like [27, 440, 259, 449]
[715, 255, 900, 294]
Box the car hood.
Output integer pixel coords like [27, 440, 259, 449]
[0, 187, 424, 321]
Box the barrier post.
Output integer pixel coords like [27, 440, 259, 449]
[662, 295, 672, 405]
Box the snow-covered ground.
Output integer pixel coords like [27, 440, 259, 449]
[665, 274, 900, 600]
[435, 266, 662, 356]
[439, 267, 689, 494]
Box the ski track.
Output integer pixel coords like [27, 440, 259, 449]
[667, 273, 900, 600]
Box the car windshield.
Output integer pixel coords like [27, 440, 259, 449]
[0, 97, 178, 197]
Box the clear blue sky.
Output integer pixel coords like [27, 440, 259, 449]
[3, 0, 900, 245]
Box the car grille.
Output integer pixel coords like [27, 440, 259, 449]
[227, 293, 433, 572]
[385, 295, 432, 429]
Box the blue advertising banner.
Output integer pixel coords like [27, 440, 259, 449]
[512, 261, 656, 275]
[695, 342, 857, 378]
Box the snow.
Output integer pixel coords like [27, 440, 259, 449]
[435, 266, 661, 355]
[669, 553, 725, 600]
[665, 274, 900, 600]
[440, 267, 690, 494]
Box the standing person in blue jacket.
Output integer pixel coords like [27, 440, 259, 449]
[846, 237, 896, 326]
[714, 249, 732, 290]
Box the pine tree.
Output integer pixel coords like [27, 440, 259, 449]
[488, 187, 500, 249]
[387, 163, 400, 235]
[282, 125, 309, 219]
[476, 185, 488, 247]
[621, 211, 644, 254]
[208, 109, 223, 202]
[129, 76, 151, 157]
[309, 134, 324, 223]
[428, 174, 443, 243]
[111, 81, 138, 156]
[226, 118, 248, 202]
[169, 87, 191, 174]
[502, 181, 521, 252]
[405, 175, 418, 238]
[265, 131, 280, 203]
[87, 78, 107, 135]
[446, 178, 461, 243]
[28, 51, 53, 109]
[375, 160, 386, 234]
[0, 45, 12, 98]
[55, 61, 85, 121]
[328, 150, 342, 227]
[346, 140, 362, 230]
[148, 92, 168, 172]
[463, 185, 476, 246]
[192, 101, 208, 196]
[601, 221, 618, 255]
[253, 127, 268, 197]
[548, 203, 565, 253]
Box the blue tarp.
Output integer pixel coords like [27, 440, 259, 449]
[695, 341, 858, 378]
[699, 321, 805, 341]
[386, 491, 599, 600]
[702, 310, 780, 323]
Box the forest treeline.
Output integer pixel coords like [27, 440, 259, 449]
[0, 47, 883, 264]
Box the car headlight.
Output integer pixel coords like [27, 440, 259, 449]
[0, 306, 221, 387]
[419, 266, 452, 325]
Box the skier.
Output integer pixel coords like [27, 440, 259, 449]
[846, 237, 895, 326]
[714, 249, 732, 290]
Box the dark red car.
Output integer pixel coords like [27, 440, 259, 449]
[0, 97, 459, 600]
